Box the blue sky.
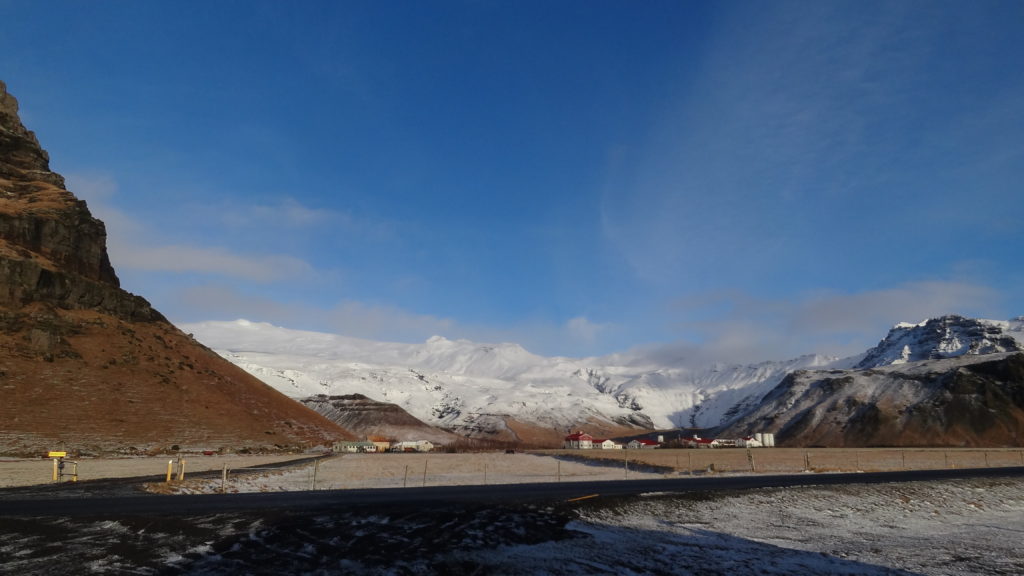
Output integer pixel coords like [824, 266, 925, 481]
[3, 1, 1022, 361]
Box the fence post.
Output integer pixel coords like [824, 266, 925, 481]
[557, 460, 561, 482]
[747, 449, 755, 472]
[484, 463, 487, 485]
[166, 460, 173, 483]
[177, 459, 186, 481]
[310, 459, 319, 490]
[804, 452, 811, 471]
[221, 464, 228, 494]
[52, 458, 59, 482]
[422, 459, 428, 487]
[624, 449, 629, 479]
[403, 465, 409, 488]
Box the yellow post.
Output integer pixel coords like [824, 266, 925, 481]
[166, 460, 173, 482]
[178, 459, 186, 481]
[52, 458, 58, 482]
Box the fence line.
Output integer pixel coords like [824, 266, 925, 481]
[547, 447, 1024, 476]
[158, 449, 1024, 493]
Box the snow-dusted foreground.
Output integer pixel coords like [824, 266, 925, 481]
[2, 473, 1021, 575]
[467, 476, 1024, 575]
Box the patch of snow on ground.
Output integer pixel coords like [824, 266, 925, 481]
[457, 476, 1024, 575]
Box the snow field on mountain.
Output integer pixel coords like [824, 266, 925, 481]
[185, 320, 835, 431]
[182, 316, 1024, 436]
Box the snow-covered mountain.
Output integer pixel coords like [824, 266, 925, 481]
[719, 351, 1024, 447]
[181, 315, 1023, 442]
[854, 315, 1023, 369]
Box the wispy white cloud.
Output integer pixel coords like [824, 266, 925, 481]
[210, 196, 396, 242]
[324, 300, 455, 342]
[66, 173, 318, 283]
[167, 281, 621, 357]
[565, 316, 609, 345]
[663, 279, 1004, 364]
[111, 244, 314, 283]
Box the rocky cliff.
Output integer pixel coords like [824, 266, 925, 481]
[719, 352, 1024, 447]
[0, 81, 352, 455]
[302, 394, 461, 444]
[855, 315, 1022, 369]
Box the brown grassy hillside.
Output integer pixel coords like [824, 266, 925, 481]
[0, 80, 352, 455]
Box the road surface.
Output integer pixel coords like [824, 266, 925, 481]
[2, 465, 1022, 517]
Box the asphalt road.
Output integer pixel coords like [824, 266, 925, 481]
[2, 465, 1023, 518]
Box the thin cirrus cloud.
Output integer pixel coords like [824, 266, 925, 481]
[599, 2, 989, 286]
[66, 173, 318, 284]
[173, 283, 616, 358]
[110, 244, 313, 284]
[661, 279, 1004, 364]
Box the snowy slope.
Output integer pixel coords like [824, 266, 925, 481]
[855, 315, 1023, 369]
[181, 315, 1023, 437]
[182, 320, 829, 433]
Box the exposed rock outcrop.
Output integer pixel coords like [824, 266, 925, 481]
[720, 352, 1024, 447]
[855, 315, 1022, 369]
[0, 81, 352, 455]
[303, 394, 460, 444]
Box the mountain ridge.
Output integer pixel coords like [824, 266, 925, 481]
[184, 314, 1024, 446]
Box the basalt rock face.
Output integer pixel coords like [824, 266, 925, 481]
[719, 352, 1024, 447]
[0, 80, 157, 320]
[0, 81, 351, 455]
[302, 394, 461, 444]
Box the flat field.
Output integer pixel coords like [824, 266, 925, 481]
[545, 446, 1024, 474]
[2, 447, 1022, 493]
[0, 454, 311, 489]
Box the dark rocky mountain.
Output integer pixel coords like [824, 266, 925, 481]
[302, 394, 460, 444]
[720, 352, 1024, 447]
[711, 315, 1024, 447]
[0, 80, 352, 456]
[855, 315, 1022, 369]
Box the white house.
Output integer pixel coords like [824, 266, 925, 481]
[393, 440, 434, 452]
[595, 439, 622, 450]
[334, 441, 377, 453]
[627, 439, 659, 450]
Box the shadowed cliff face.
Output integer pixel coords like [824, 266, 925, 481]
[720, 353, 1024, 447]
[0, 80, 158, 320]
[0, 81, 351, 455]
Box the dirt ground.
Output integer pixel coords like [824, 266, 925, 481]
[544, 446, 1024, 474]
[0, 454, 312, 488]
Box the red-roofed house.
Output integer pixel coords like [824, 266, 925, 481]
[563, 431, 594, 449]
